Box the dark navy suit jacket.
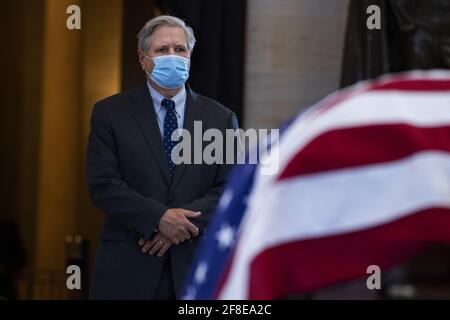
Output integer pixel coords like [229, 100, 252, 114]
[86, 83, 238, 299]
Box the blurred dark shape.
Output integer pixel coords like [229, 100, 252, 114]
[381, 245, 450, 299]
[282, 245, 450, 300]
[341, 0, 450, 87]
[0, 218, 26, 300]
[121, 0, 246, 122]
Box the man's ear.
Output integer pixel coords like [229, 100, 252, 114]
[137, 49, 146, 69]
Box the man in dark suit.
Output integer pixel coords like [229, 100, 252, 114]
[86, 15, 239, 299]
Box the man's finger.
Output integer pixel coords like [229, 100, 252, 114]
[171, 237, 179, 245]
[185, 221, 199, 237]
[142, 240, 153, 253]
[149, 239, 164, 255]
[157, 243, 171, 257]
[175, 233, 186, 244]
[179, 225, 191, 240]
[183, 210, 202, 218]
[138, 238, 145, 246]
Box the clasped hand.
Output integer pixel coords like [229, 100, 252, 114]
[139, 208, 201, 257]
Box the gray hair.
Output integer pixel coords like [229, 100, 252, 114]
[137, 15, 196, 53]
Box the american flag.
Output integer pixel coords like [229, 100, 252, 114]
[181, 70, 450, 300]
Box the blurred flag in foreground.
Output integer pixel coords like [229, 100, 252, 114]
[181, 70, 450, 300]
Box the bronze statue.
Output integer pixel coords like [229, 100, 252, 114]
[341, 0, 450, 87]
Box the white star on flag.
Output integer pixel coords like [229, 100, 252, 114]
[194, 262, 208, 284]
[215, 224, 235, 250]
[218, 190, 233, 210]
[182, 286, 197, 300]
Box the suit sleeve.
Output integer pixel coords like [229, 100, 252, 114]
[86, 103, 168, 240]
[179, 111, 241, 234]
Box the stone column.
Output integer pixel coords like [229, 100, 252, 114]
[243, 0, 349, 129]
[35, 0, 83, 271]
[35, 0, 123, 275]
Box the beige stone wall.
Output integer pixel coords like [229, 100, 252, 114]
[243, 0, 349, 129]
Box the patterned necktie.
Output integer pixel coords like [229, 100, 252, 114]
[162, 98, 178, 177]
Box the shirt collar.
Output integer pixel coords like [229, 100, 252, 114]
[147, 81, 186, 118]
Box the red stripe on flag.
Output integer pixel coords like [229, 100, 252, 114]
[248, 207, 450, 300]
[370, 79, 450, 91]
[279, 125, 450, 181]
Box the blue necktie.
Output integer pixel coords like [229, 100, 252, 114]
[162, 98, 178, 177]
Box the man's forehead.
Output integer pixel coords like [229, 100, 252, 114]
[151, 25, 187, 44]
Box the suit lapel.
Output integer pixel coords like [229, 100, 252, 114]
[130, 83, 171, 186]
[170, 85, 206, 192]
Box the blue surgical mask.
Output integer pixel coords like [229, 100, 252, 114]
[144, 54, 190, 89]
